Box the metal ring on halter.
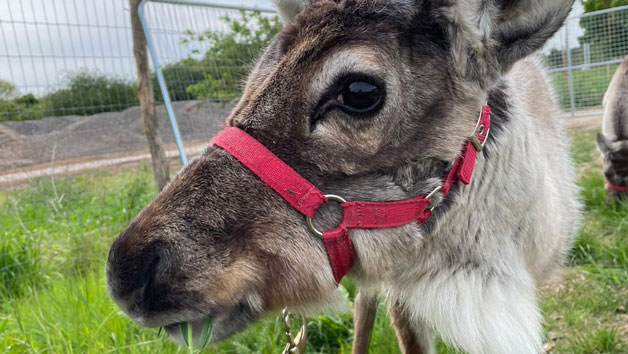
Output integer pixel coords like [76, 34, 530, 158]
[426, 185, 443, 212]
[282, 308, 308, 354]
[306, 194, 347, 238]
[470, 103, 491, 152]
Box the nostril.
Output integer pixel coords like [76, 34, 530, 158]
[106, 224, 165, 311]
[142, 255, 161, 292]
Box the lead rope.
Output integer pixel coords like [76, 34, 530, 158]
[282, 308, 308, 354]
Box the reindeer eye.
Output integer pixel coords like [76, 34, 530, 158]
[311, 74, 386, 130]
[336, 76, 384, 115]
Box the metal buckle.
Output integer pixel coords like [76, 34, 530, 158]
[470, 106, 490, 152]
[426, 185, 443, 212]
[306, 194, 347, 238]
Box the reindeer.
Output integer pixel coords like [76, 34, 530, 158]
[597, 54, 628, 203]
[106, 1, 581, 353]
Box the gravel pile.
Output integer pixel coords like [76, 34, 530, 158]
[0, 101, 235, 173]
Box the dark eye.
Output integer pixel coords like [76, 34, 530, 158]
[337, 79, 383, 114]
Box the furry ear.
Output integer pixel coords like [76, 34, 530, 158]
[272, 0, 308, 23]
[434, 0, 574, 83]
[492, 0, 575, 72]
[597, 133, 612, 156]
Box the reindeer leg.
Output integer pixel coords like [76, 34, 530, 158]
[388, 301, 434, 354]
[351, 291, 378, 354]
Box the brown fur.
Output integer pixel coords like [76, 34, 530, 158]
[389, 302, 433, 354]
[351, 292, 378, 354]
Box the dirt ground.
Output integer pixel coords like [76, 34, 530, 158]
[564, 115, 603, 131]
[0, 101, 234, 174]
[0, 107, 603, 188]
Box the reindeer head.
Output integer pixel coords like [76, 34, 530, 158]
[597, 133, 628, 202]
[106, 0, 574, 345]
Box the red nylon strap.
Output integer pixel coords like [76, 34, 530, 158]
[322, 227, 354, 284]
[442, 105, 491, 197]
[211, 105, 490, 284]
[341, 196, 432, 229]
[607, 181, 628, 192]
[211, 127, 327, 218]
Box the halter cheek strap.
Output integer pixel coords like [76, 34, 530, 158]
[211, 105, 491, 284]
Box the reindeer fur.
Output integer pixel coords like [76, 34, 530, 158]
[107, 1, 581, 353]
[597, 54, 628, 202]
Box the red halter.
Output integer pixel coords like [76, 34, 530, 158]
[606, 181, 628, 192]
[211, 105, 491, 283]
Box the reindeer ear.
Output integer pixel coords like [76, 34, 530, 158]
[491, 0, 574, 72]
[272, 0, 308, 23]
[597, 133, 612, 156]
[435, 0, 574, 81]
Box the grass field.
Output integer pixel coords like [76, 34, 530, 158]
[1, 128, 627, 353]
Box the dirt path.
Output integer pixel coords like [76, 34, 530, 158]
[0, 143, 207, 188]
[564, 115, 602, 131]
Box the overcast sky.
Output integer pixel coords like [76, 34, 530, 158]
[0, 0, 275, 95]
[0, 0, 583, 96]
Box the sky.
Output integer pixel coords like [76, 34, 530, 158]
[0, 0, 584, 96]
[0, 0, 275, 95]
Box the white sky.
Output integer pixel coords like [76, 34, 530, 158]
[0, 0, 275, 95]
[0, 0, 584, 96]
[545, 0, 585, 53]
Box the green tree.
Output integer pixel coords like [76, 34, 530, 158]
[184, 11, 282, 100]
[0, 80, 17, 121]
[580, 0, 628, 62]
[153, 59, 206, 102]
[0, 80, 16, 100]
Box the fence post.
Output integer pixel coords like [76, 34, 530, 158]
[130, 0, 171, 191]
[137, 0, 188, 166]
[565, 21, 576, 118]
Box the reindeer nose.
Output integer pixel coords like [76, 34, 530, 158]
[106, 221, 167, 318]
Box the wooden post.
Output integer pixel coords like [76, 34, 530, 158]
[130, 0, 170, 192]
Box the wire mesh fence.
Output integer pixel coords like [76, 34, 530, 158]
[141, 0, 279, 146]
[2, 0, 626, 294]
[0, 0, 279, 303]
[1, 5, 282, 351]
[0, 0, 627, 351]
[544, 5, 628, 117]
[0, 0, 279, 179]
[0, 0, 137, 121]
[4, 2, 627, 186]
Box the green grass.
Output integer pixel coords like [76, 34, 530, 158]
[0, 166, 155, 298]
[570, 129, 599, 166]
[0, 164, 401, 354]
[1, 128, 627, 353]
[540, 129, 628, 353]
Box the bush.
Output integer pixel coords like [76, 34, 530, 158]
[43, 72, 138, 116]
[0, 73, 138, 122]
[0, 99, 18, 121]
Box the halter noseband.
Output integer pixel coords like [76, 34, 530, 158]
[211, 105, 491, 283]
[606, 180, 628, 192]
